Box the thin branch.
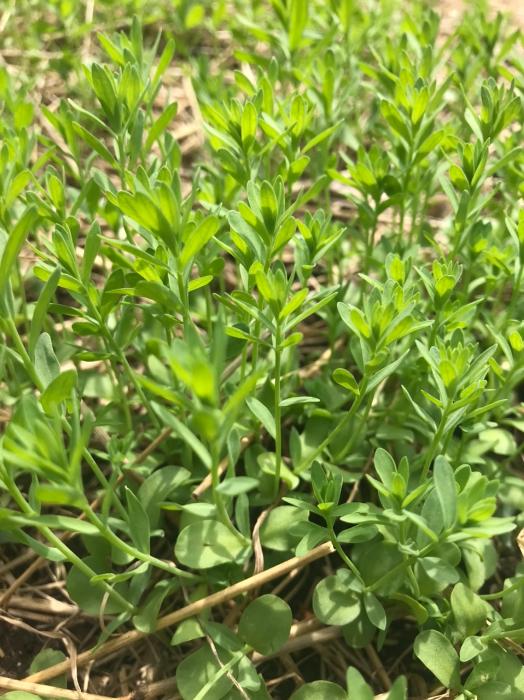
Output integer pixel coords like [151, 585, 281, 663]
[24, 542, 335, 684]
[0, 676, 131, 700]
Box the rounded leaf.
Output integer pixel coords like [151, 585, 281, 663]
[238, 594, 292, 655]
[175, 520, 246, 570]
[176, 646, 233, 700]
[313, 575, 361, 626]
[259, 506, 308, 552]
[290, 681, 347, 699]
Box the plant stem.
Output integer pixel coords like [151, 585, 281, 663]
[84, 508, 200, 581]
[6, 477, 134, 613]
[297, 377, 368, 473]
[481, 576, 524, 600]
[210, 443, 247, 542]
[334, 392, 373, 461]
[194, 649, 246, 700]
[273, 324, 282, 498]
[327, 520, 364, 585]
[5, 317, 42, 389]
[5, 316, 129, 518]
[421, 403, 452, 479]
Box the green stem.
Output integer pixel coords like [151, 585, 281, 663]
[5, 317, 42, 389]
[177, 270, 190, 328]
[327, 520, 364, 585]
[5, 316, 128, 519]
[297, 377, 368, 473]
[106, 356, 133, 432]
[421, 403, 452, 479]
[209, 443, 247, 542]
[334, 392, 373, 462]
[94, 315, 160, 428]
[273, 325, 282, 499]
[6, 477, 134, 613]
[481, 576, 524, 600]
[427, 308, 441, 348]
[194, 649, 246, 700]
[85, 508, 199, 581]
[366, 560, 411, 594]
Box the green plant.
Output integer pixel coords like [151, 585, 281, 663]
[0, 3, 523, 699]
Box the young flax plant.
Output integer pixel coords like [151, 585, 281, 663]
[1, 4, 524, 698]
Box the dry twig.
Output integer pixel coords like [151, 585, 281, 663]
[24, 542, 335, 684]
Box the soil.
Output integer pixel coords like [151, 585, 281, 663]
[0, 619, 43, 678]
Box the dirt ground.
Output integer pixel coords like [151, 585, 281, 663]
[439, 0, 524, 29]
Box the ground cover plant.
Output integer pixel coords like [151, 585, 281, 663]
[0, 0, 523, 698]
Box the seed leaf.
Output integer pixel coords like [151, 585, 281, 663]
[238, 594, 292, 654]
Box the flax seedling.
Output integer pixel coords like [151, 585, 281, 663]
[1, 3, 523, 697]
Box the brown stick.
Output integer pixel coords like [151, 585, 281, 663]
[252, 623, 340, 663]
[0, 554, 47, 607]
[366, 644, 392, 691]
[0, 676, 130, 700]
[24, 542, 335, 685]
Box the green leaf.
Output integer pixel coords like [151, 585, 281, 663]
[66, 556, 129, 615]
[241, 102, 257, 149]
[451, 583, 487, 638]
[390, 593, 428, 624]
[259, 505, 308, 551]
[0, 205, 38, 300]
[332, 368, 360, 395]
[180, 216, 219, 267]
[290, 681, 347, 700]
[145, 102, 178, 150]
[34, 485, 85, 508]
[280, 395, 319, 407]
[459, 635, 487, 662]
[29, 649, 67, 690]
[34, 332, 60, 389]
[114, 191, 168, 238]
[171, 618, 204, 646]
[374, 448, 396, 490]
[91, 63, 116, 115]
[414, 630, 461, 690]
[133, 580, 175, 633]
[175, 519, 246, 569]
[366, 351, 409, 393]
[40, 369, 77, 414]
[346, 666, 375, 700]
[387, 676, 408, 700]
[29, 265, 61, 357]
[125, 487, 151, 554]
[238, 594, 292, 654]
[279, 288, 308, 320]
[176, 646, 234, 700]
[72, 122, 117, 167]
[303, 121, 342, 154]
[313, 573, 361, 626]
[246, 396, 276, 439]
[17, 532, 66, 562]
[13, 514, 99, 535]
[363, 592, 387, 630]
[153, 38, 176, 84]
[433, 455, 457, 529]
[152, 403, 212, 470]
[216, 476, 259, 496]
[288, 0, 308, 50]
[449, 164, 469, 191]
